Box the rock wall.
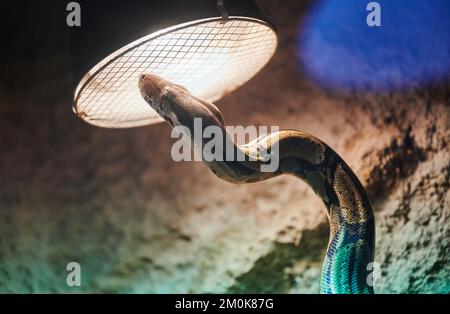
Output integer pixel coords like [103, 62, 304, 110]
[0, 1, 448, 293]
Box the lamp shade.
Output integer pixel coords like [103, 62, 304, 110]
[70, 0, 277, 128]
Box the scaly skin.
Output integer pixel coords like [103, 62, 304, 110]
[138, 73, 375, 294]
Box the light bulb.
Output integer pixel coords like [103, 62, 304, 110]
[73, 17, 277, 128]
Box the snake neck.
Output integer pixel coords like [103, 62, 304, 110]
[199, 129, 376, 294]
[274, 132, 375, 294]
[309, 158, 375, 294]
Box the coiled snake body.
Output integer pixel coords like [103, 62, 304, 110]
[139, 74, 375, 294]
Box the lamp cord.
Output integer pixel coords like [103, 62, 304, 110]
[217, 0, 229, 22]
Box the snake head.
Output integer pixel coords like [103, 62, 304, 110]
[139, 73, 225, 129]
[138, 73, 169, 119]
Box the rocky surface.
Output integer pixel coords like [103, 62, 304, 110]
[0, 1, 448, 293]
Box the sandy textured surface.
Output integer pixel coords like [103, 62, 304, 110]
[0, 1, 448, 293]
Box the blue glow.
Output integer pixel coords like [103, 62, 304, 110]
[297, 0, 450, 91]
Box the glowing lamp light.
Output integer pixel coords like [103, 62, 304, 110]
[70, 0, 277, 128]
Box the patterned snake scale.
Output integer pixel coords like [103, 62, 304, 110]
[139, 73, 375, 294]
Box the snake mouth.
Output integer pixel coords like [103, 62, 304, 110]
[163, 114, 174, 127]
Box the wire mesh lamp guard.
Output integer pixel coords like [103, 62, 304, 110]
[70, 0, 277, 128]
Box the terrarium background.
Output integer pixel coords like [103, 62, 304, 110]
[0, 0, 448, 293]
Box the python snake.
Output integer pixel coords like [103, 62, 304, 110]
[139, 73, 375, 294]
